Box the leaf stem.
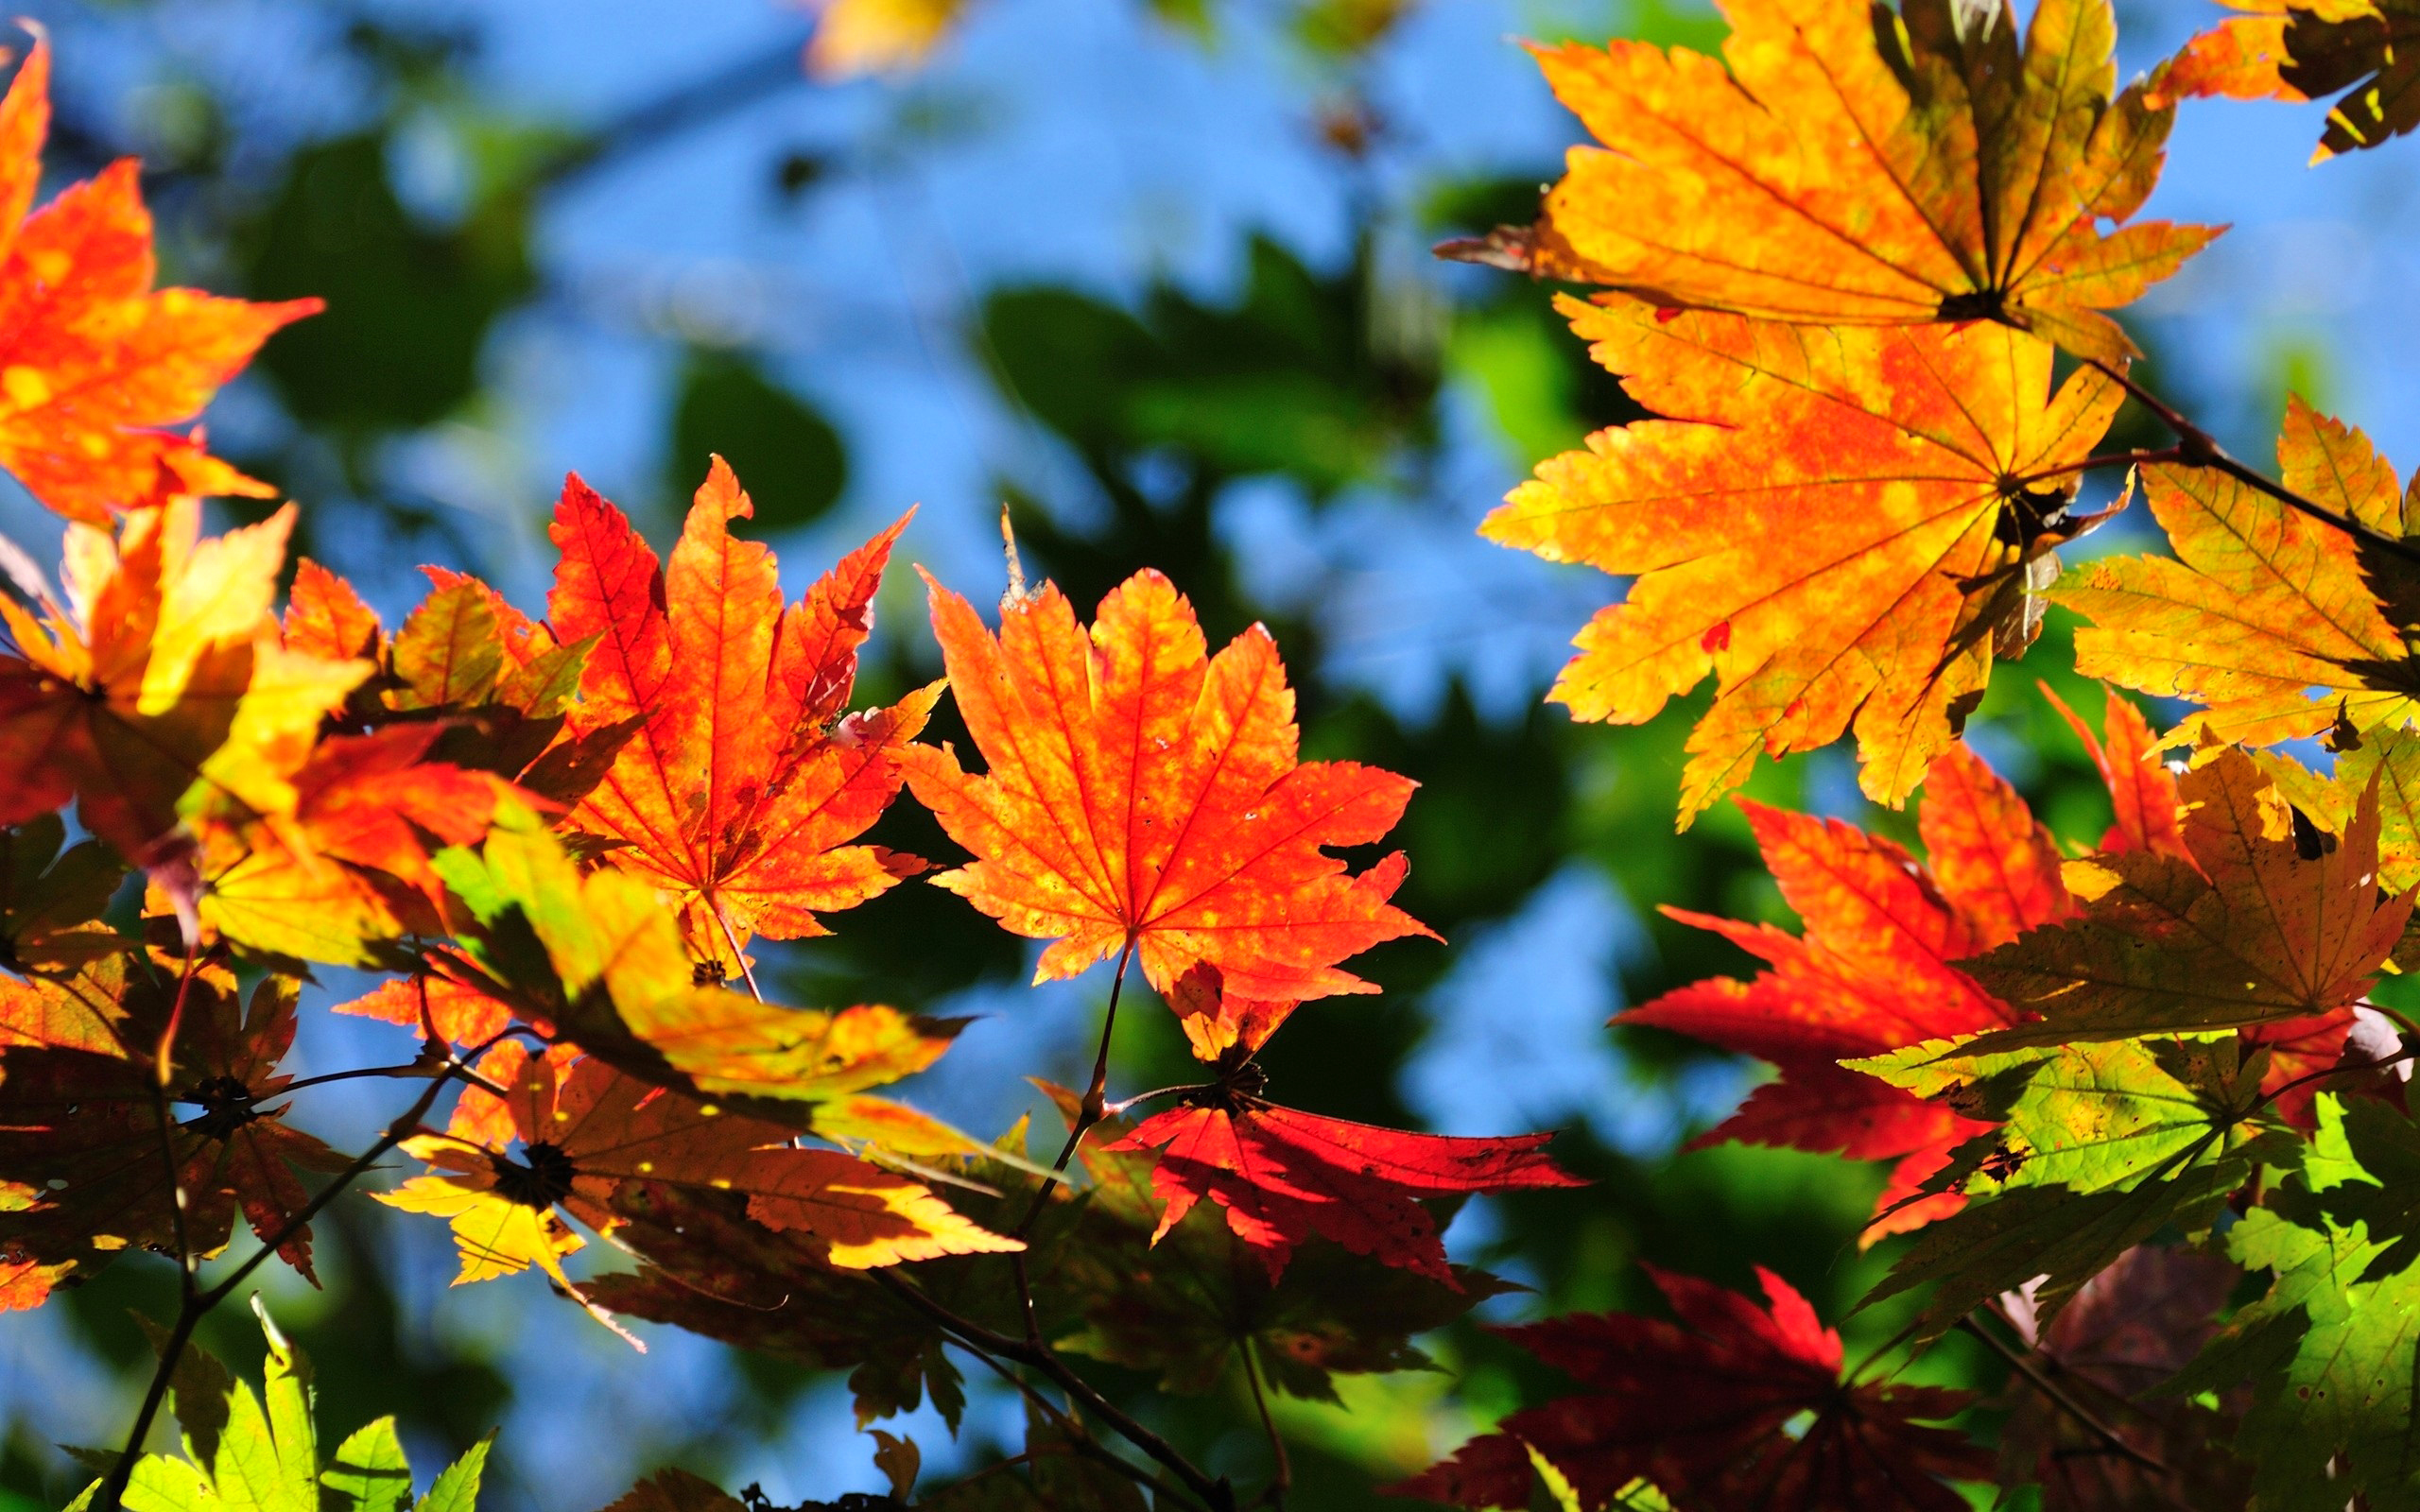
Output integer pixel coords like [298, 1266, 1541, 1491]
[1014, 939, 1137, 1243]
[1955, 1313, 2170, 1478]
[273, 1063, 444, 1096]
[1240, 1344, 1290, 1510]
[709, 902, 765, 1002]
[2085, 358, 2420, 565]
[147, 944, 204, 1302]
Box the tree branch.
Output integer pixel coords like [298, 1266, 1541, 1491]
[870, 1268, 1236, 1512]
[1956, 1314, 2169, 1478]
[2086, 358, 2420, 565]
[95, 1040, 493, 1512]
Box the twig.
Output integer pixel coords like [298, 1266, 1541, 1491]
[2252, 1044, 2418, 1120]
[274, 1063, 445, 1096]
[937, 1320, 1204, 1511]
[2086, 358, 2420, 566]
[95, 1045, 486, 1512]
[1240, 1345, 1290, 1510]
[870, 1269, 1236, 1512]
[2007, 447, 2188, 489]
[1956, 1314, 2170, 1478]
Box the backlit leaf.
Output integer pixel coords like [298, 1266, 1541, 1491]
[0, 42, 318, 522]
[901, 565, 1431, 1039]
[1492, 294, 2121, 818]
[548, 464, 928, 975]
[1492, 0, 2215, 360]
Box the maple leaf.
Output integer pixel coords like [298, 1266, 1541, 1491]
[1104, 1062, 1579, 1285]
[585, 1181, 966, 1428]
[1054, 1091, 1518, 1400]
[0, 954, 348, 1306]
[1962, 746, 2412, 1047]
[0, 41, 318, 523]
[279, 559, 633, 812]
[183, 723, 513, 966]
[2173, 1095, 2420, 1512]
[1485, 0, 2217, 361]
[425, 811, 985, 1158]
[330, 969, 514, 1050]
[1994, 1244, 2253, 1512]
[1852, 1033, 2281, 1203]
[2040, 681, 2189, 859]
[1392, 1264, 1990, 1511]
[899, 566, 1431, 1024]
[1624, 743, 2061, 1236]
[2253, 722, 2420, 892]
[2055, 398, 2420, 747]
[0, 498, 367, 869]
[1492, 293, 2123, 819]
[378, 1042, 1017, 1316]
[548, 463, 929, 976]
[0, 814, 123, 970]
[2163, 0, 2420, 161]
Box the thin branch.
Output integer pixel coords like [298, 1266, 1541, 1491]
[2006, 446, 2187, 489]
[2086, 358, 2420, 565]
[274, 1062, 444, 1096]
[2252, 1044, 2418, 1120]
[1240, 1344, 1290, 1510]
[939, 1324, 1205, 1511]
[96, 1046, 481, 1512]
[870, 1269, 1235, 1512]
[1842, 1312, 1927, 1386]
[1956, 1314, 2169, 1478]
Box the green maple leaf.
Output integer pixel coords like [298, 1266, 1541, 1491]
[2175, 1096, 2420, 1512]
[1854, 1033, 2278, 1198]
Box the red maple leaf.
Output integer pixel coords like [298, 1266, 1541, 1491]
[547, 461, 930, 973]
[1625, 743, 2065, 1236]
[1392, 1265, 1989, 1511]
[1106, 1067, 1581, 1285]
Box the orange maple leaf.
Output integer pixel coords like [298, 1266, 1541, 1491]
[1965, 745, 2412, 1047]
[547, 461, 930, 976]
[1491, 293, 2123, 820]
[1484, 0, 2217, 361]
[379, 1042, 1016, 1324]
[2158, 0, 2417, 162]
[0, 498, 366, 868]
[900, 567, 1432, 1025]
[0, 42, 317, 522]
[2055, 398, 2420, 747]
[183, 723, 513, 966]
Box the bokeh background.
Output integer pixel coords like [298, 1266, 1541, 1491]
[0, 0, 2406, 1506]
